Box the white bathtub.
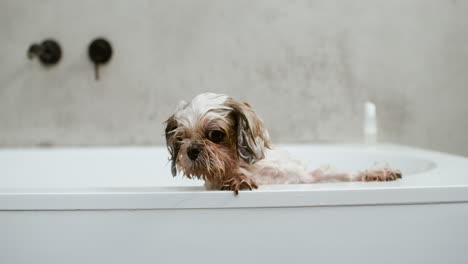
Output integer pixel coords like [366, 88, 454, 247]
[1, 144, 468, 264]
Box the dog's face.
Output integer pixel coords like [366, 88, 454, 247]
[165, 93, 271, 182]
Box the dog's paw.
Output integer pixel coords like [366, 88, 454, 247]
[357, 168, 402, 182]
[221, 175, 258, 195]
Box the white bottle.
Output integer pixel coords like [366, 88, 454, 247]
[364, 101, 377, 145]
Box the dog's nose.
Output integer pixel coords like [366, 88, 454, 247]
[187, 145, 201, 161]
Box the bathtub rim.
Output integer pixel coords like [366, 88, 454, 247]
[2, 143, 468, 210]
[1, 184, 468, 210]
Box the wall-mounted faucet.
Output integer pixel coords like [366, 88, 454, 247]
[27, 39, 61, 66]
[88, 38, 112, 80]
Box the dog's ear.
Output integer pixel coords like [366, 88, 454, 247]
[164, 114, 179, 176]
[225, 98, 271, 164]
[164, 100, 189, 176]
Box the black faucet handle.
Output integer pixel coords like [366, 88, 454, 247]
[88, 38, 112, 80]
[28, 39, 62, 66]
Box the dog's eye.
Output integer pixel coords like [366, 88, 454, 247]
[176, 136, 183, 142]
[208, 130, 225, 143]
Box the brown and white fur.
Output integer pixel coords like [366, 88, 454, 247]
[165, 93, 402, 194]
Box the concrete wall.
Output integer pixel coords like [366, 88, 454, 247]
[1, 0, 467, 156]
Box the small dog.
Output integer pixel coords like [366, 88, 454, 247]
[165, 93, 402, 194]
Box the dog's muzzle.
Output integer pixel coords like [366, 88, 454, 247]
[187, 145, 201, 161]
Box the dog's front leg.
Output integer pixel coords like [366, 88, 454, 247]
[220, 170, 258, 195]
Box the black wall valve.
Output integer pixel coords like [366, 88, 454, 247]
[88, 38, 112, 80]
[28, 39, 62, 66]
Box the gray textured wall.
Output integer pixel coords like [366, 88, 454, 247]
[1, 0, 467, 156]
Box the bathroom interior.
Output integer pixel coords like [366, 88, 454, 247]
[1, 1, 468, 264]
